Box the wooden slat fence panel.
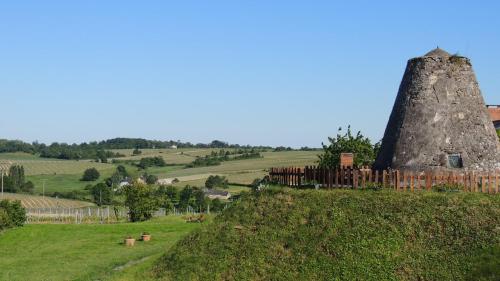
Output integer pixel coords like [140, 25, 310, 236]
[269, 167, 499, 194]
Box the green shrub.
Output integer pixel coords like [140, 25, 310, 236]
[205, 175, 228, 189]
[138, 156, 166, 169]
[81, 168, 100, 181]
[0, 200, 26, 230]
[123, 183, 159, 222]
[90, 183, 113, 206]
[318, 126, 377, 168]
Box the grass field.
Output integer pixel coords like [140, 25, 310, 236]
[0, 152, 115, 176]
[1, 150, 320, 194]
[164, 151, 320, 185]
[110, 148, 215, 164]
[0, 216, 204, 281]
[1, 192, 94, 208]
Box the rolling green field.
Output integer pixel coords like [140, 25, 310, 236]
[1, 150, 320, 194]
[0, 216, 203, 281]
[0, 152, 115, 176]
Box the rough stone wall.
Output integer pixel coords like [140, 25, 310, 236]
[374, 50, 500, 171]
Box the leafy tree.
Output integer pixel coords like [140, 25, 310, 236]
[138, 157, 166, 169]
[193, 189, 208, 212]
[178, 186, 194, 211]
[123, 183, 159, 222]
[20, 181, 35, 194]
[90, 183, 113, 206]
[0, 200, 26, 230]
[132, 147, 142, 155]
[145, 174, 158, 185]
[318, 126, 376, 168]
[6, 165, 25, 193]
[81, 168, 100, 181]
[155, 185, 177, 212]
[209, 198, 224, 212]
[116, 165, 129, 177]
[205, 175, 228, 189]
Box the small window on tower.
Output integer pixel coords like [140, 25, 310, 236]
[448, 154, 463, 168]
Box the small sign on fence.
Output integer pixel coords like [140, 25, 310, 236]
[340, 153, 354, 168]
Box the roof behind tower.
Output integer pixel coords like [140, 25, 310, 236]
[374, 48, 500, 171]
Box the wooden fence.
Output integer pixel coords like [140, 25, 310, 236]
[25, 204, 230, 224]
[269, 166, 500, 194]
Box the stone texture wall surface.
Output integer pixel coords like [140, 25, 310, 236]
[374, 49, 500, 171]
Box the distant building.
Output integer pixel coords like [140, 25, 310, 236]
[203, 188, 231, 200]
[170, 145, 178, 149]
[157, 178, 175, 185]
[487, 105, 500, 130]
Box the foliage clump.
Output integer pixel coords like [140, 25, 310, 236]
[2, 165, 34, 193]
[154, 189, 500, 281]
[318, 126, 378, 168]
[138, 157, 166, 169]
[81, 167, 100, 181]
[205, 175, 228, 189]
[123, 183, 159, 222]
[0, 200, 26, 231]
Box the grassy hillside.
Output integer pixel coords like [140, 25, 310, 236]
[0, 152, 115, 176]
[1, 150, 319, 194]
[154, 189, 500, 281]
[0, 216, 203, 281]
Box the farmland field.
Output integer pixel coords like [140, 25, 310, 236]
[0, 152, 115, 176]
[0, 150, 320, 194]
[163, 150, 320, 185]
[0, 215, 203, 281]
[110, 148, 215, 164]
[1, 192, 94, 208]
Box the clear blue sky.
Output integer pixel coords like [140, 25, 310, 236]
[1, 1, 499, 147]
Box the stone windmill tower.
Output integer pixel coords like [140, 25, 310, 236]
[374, 48, 500, 171]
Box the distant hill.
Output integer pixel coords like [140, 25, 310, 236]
[0, 138, 274, 160]
[153, 189, 500, 281]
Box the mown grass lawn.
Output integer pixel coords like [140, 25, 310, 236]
[0, 216, 204, 281]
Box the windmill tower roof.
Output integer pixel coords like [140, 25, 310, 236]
[423, 47, 451, 58]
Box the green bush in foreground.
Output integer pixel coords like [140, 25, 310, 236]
[154, 189, 500, 281]
[0, 200, 26, 231]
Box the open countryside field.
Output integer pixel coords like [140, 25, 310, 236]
[1, 150, 320, 194]
[0, 152, 115, 176]
[161, 150, 320, 185]
[0, 216, 203, 281]
[110, 148, 216, 164]
[2, 192, 94, 208]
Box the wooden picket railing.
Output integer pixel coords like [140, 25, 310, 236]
[269, 166, 500, 194]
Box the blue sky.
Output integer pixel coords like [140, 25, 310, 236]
[1, 1, 499, 147]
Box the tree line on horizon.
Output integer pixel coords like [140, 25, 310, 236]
[0, 138, 279, 160]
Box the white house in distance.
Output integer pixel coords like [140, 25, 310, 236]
[157, 178, 176, 185]
[170, 145, 178, 149]
[203, 188, 231, 200]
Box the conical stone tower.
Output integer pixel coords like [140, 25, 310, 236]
[374, 48, 500, 171]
